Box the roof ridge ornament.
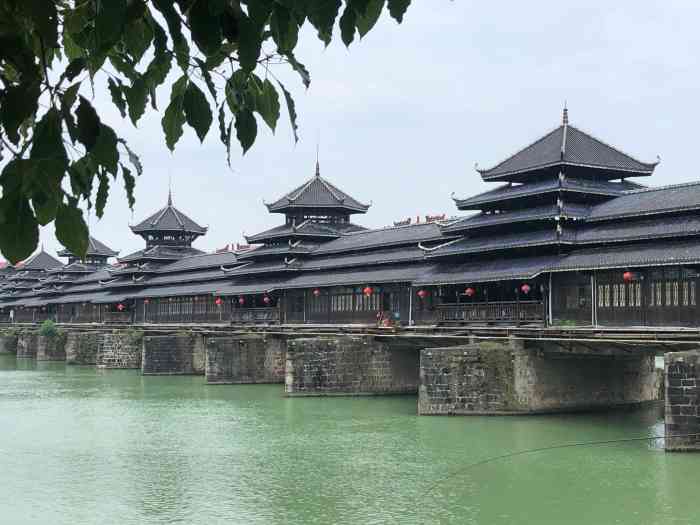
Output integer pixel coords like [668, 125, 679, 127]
[561, 102, 569, 159]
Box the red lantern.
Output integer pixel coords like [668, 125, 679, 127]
[312, 288, 321, 297]
[417, 289, 428, 299]
[263, 295, 271, 305]
[117, 303, 125, 311]
[215, 297, 223, 306]
[238, 296, 245, 305]
[520, 283, 531, 295]
[144, 299, 150, 305]
[363, 286, 373, 297]
[465, 287, 475, 297]
[623, 271, 633, 282]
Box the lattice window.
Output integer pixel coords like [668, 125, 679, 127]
[636, 283, 641, 307]
[598, 285, 605, 308]
[604, 285, 610, 307]
[613, 285, 618, 307]
[692, 282, 697, 306]
[683, 282, 689, 306]
[673, 281, 679, 306]
[619, 284, 626, 307]
[665, 282, 671, 306]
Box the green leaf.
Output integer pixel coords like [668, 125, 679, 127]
[270, 4, 298, 53]
[307, 0, 341, 45]
[63, 58, 86, 81]
[188, 0, 223, 56]
[95, 0, 127, 49]
[276, 80, 299, 143]
[55, 201, 89, 260]
[0, 192, 39, 264]
[68, 156, 96, 200]
[125, 76, 148, 125]
[60, 85, 80, 144]
[75, 96, 100, 151]
[387, 0, 411, 23]
[194, 57, 218, 103]
[237, 14, 263, 72]
[92, 125, 119, 175]
[225, 70, 248, 114]
[356, 0, 385, 37]
[0, 81, 40, 145]
[124, 18, 153, 63]
[107, 78, 127, 118]
[234, 109, 257, 154]
[95, 170, 109, 218]
[339, 5, 357, 46]
[118, 139, 143, 176]
[255, 79, 280, 132]
[162, 76, 188, 151]
[183, 82, 213, 142]
[286, 54, 311, 89]
[121, 165, 136, 209]
[23, 0, 59, 48]
[30, 109, 69, 174]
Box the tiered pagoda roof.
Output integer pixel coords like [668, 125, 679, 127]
[57, 237, 119, 260]
[131, 192, 207, 236]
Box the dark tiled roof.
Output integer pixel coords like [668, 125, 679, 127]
[454, 176, 644, 209]
[131, 194, 207, 234]
[20, 250, 62, 270]
[119, 246, 204, 263]
[246, 221, 364, 243]
[426, 228, 572, 258]
[313, 223, 446, 255]
[478, 123, 657, 180]
[127, 282, 224, 299]
[442, 204, 588, 233]
[587, 182, 700, 222]
[142, 268, 230, 286]
[216, 277, 294, 296]
[552, 239, 700, 272]
[266, 168, 370, 214]
[154, 251, 240, 273]
[415, 255, 559, 285]
[302, 246, 426, 271]
[284, 264, 427, 289]
[576, 214, 700, 244]
[57, 237, 119, 258]
[236, 243, 319, 260]
[219, 260, 301, 276]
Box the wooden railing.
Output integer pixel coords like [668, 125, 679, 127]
[437, 301, 545, 325]
[231, 307, 280, 324]
[103, 311, 133, 324]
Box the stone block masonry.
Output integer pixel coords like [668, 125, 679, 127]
[419, 338, 659, 415]
[665, 350, 700, 452]
[16, 331, 38, 359]
[206, 334, 285, 384]
[96, 330, 143, 369]
[285, 336, 419, 396]
[36, 333, 67, 361]
[0, 333, 18, 354]
[142, 334, 206, 375]
[65, 332, 100, 365]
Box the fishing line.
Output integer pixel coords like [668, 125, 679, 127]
[422, 432, 700, 495]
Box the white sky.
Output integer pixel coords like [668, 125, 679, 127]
[31, 1, 700, 260]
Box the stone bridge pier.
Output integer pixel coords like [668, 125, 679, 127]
[206, 334, 286, 384]
[664, 350, 700, 452]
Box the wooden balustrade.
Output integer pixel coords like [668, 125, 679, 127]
[231, 307, 280, 324]
[103, 311, 133, 324]
[436, 300, 544, 325]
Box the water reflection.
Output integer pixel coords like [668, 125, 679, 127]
[0, 360, 698, 525]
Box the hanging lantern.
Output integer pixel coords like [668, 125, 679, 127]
[238, 296, 245, 305]
[363, 286, 373, 297]
[417, 289, 428, 299]
[465, 287, 475, 297]
[263, 295, 271, 305]
[117, 303, 125, 311]
[215, 297, 223, 306]
[623, 271, 633, 282]
[520, 283, 531, 295]
[312, 288, 321, 297]
[144, 298, 150, 305]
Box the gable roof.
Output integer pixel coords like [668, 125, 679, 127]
[20, 250, 62, 271]
[477, 113, 658, 181]
[130, 193, 207, 234]
[57, 236, 119, 258]
[265, 164, 370, 214]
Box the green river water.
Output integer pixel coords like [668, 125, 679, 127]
[1, 354, 699, 525]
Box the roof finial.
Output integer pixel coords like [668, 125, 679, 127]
[168, 174, 173, 206]
[315, 131, 320, 177]
[562, 101, 569, 125]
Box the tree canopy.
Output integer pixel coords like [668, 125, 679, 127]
[0, 0, 411, 264]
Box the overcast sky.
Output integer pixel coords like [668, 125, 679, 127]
[31, 1, 700, 260]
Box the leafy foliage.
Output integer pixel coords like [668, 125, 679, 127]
[0, 0, 411, 264]
[38, 319, 59, 338]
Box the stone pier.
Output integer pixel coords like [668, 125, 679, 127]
[0, 333, 18, 354]
[419, 338, 659, 415]
[285, 336, 419, 396]
[665, 350, 700, 452]
[36, 333, 67, 361]
[142, 334, 206, 375]
[96, 330, 143, 369]
[206, 334, 286, 384]
[16, 331, 38, 359]
[65, 332, 100, 365]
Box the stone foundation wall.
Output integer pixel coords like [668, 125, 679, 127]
[16, 332, 38, 359]
[142, 334, 206, 375]
[206, 334, 285, 384]
[65, 332, 100, 365]
[665, 350, 700, 452]
[36, 333, 67, 361]
[0, 333, 18, 354]
[96, 330, 143, 369]
[285, 336, 419, 396]
[419, 338, 659, 415]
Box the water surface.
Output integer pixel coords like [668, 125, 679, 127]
[1, 354, 698, 525]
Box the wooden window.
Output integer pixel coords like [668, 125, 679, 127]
[683, 282, 689, 306]
[619, 284, 626, 307]
[673, 281, 679, 306]
[598, 285, 605, 308]
[692, 282, 697, 306]
[650, 283, 655, 307]
[604, 285, 610, 307]
[612, 284, 619, 307]
[635, 283, 641, 307]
